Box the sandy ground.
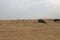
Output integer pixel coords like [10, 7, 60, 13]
[0, 19, 60, 40]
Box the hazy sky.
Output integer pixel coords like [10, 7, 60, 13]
[0, 0, 60, 20]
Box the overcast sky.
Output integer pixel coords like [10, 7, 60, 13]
[0, 0, 60, 20]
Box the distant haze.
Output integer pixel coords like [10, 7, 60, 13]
[0, 0, 60, 20]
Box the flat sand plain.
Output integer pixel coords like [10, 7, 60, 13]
[0, 19, 60, 40]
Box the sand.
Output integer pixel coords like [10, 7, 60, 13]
[0, 19, 60, 40]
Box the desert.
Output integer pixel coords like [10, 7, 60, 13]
[0, 19, 60, 40]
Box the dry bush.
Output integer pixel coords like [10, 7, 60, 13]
[38, 19, 46, 24]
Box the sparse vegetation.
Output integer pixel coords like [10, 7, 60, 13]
[38, 19, 46, 24]
[53, 19, 60, 22]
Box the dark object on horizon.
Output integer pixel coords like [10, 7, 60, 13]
[53, 19, 60, 22]
[38, 19, 46, 24]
